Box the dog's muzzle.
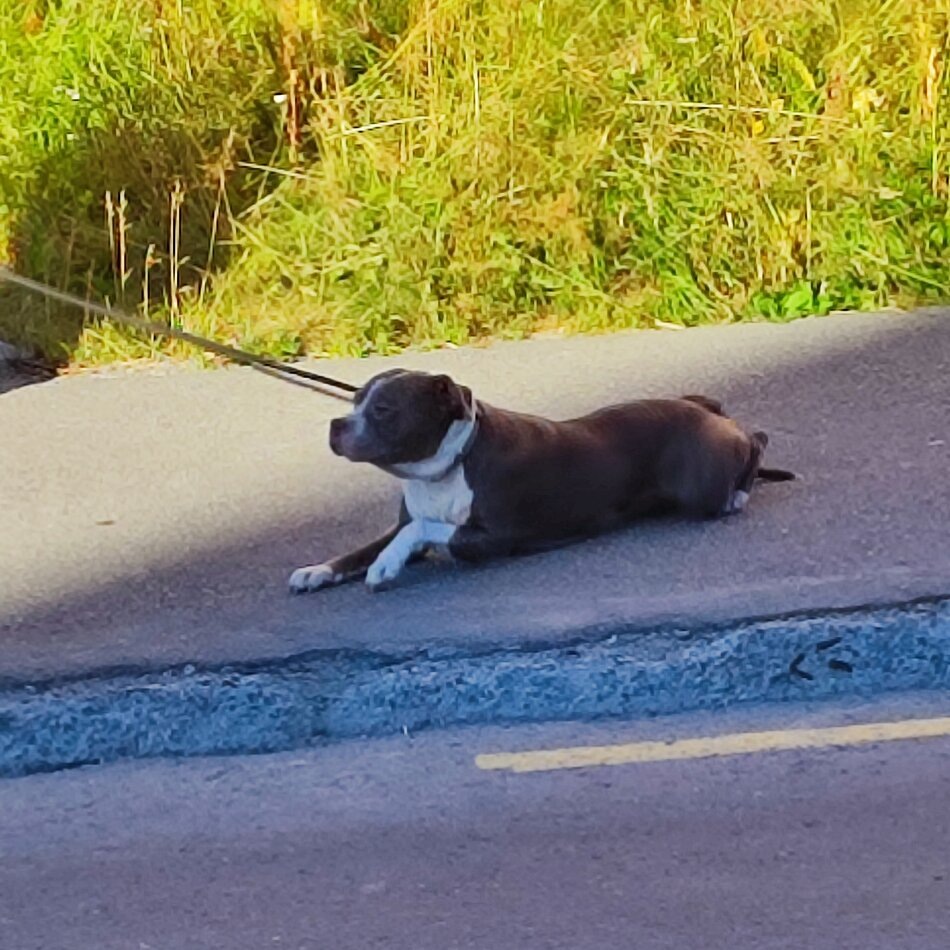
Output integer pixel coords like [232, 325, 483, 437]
[329, 417, 347, 456]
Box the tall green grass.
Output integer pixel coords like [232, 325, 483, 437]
[1, 0, 947, 364]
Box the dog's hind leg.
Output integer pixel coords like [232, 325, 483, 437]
[447, 525, 578, 562]
[721, 431, 768, 515]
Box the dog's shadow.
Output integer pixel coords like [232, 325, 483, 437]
[388, 505, 751, 594]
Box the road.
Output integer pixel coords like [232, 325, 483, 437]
[2, 310, 949, 680]
[3, 693, 950, 949]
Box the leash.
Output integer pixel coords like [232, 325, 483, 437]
[0, 267, 358, 401]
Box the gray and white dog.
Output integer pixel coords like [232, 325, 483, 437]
[290, 369, 794, 593]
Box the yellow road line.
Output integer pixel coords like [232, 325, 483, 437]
[475, 716, 950, 774]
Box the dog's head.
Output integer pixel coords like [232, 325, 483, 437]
[329, 369, 474, 469]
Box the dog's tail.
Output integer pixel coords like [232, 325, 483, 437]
[756, 466, 796, 482]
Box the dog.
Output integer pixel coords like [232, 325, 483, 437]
[289, 369, 794, 593]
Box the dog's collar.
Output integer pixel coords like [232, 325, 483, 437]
[450, 400, 480, 471]
[385, 399, 480, 483]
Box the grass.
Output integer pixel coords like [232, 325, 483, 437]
[0, 0, 947, 366]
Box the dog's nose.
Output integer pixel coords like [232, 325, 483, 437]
[329, 418, 345, 454]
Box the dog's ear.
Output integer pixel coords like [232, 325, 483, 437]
[433, 374, 469, 419]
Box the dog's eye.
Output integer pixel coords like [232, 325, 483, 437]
[371, 403, 395, 420]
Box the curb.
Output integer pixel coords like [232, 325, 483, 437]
[2, 597, 949, 778]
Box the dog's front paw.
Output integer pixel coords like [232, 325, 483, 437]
[289, 564, 337, 594]
[365, 552, 403, 592]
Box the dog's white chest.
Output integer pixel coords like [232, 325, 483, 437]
[402, 467, 473, 525]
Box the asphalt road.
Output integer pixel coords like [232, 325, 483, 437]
[3, 693, 950, 950]
[2, 310, 949, 679]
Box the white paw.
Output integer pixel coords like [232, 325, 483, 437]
[722, 489, 750, 515]
[289, 564, 337, 594]
[365, 550, 404, 592]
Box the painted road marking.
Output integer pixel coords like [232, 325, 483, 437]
[475, 716, 950, 774]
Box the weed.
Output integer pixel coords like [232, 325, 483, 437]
[0, 0, 947, 365]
